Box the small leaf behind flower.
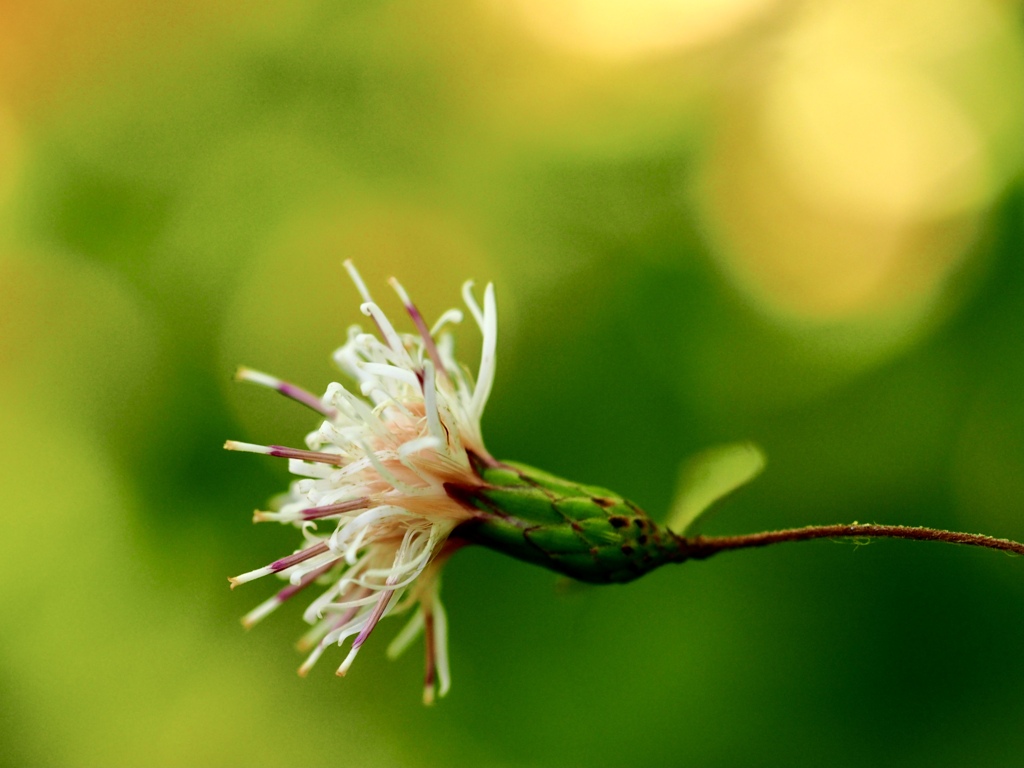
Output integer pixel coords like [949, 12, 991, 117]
[666, 442, 767, 535]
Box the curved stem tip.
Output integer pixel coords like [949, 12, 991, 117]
[677, 524, 1024, 562]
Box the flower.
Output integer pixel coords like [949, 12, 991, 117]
[225, 261, 497, 704]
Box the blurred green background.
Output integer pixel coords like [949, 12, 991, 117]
[2, 1, 1023, 766]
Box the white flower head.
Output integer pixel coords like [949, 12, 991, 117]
[226, 261, 497, 704]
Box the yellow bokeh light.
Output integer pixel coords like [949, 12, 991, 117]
[762, 0, 1024, 221]
[696, 0, 1024, 331]
[765, 62, 987, 221]
[699, 116, 980, 322]
[495, 0, 780, 59]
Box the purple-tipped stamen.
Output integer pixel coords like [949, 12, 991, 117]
[242, 562, 335, 628]
[336, 587, 397, 676]
[224, 440, 345, 466]
[388, 277, 451, 385]
[230, 540, 333, 589]
[270, 541, 331, 573]
[423, 608, 437, 705]
[276, 561, 334, 602]
[235, 366, 338, 419]
[350, 588, 396, 652]
[301, 497, 373, 521]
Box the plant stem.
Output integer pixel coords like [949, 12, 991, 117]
[676, 524, 1024, 562]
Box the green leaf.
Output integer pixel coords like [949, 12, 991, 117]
[666, 442, 766, 535]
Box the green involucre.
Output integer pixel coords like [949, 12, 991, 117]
[449, 461, 683, 584]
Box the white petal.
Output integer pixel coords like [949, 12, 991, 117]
[433, 590, 452, 698]
[470, 283, 497, 420]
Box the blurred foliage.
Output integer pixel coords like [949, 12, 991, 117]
[1, 1, 1023, 766]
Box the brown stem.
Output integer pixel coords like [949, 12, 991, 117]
[676, 524, 1024, 562]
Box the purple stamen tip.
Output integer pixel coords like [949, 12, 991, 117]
[301, 497, 372, 521]
[267, 446, 345, 466]
[270, 541, 330, 572]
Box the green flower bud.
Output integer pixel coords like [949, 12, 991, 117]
[448, 458, 682, 584]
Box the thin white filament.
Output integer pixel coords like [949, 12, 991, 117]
[387, 608, 425, 659]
